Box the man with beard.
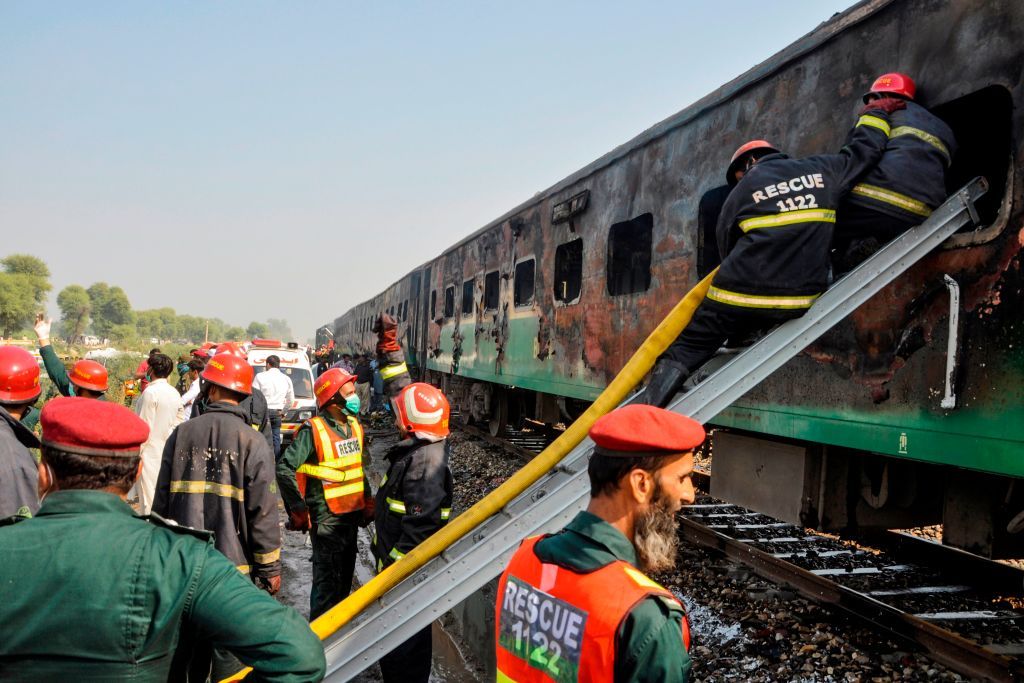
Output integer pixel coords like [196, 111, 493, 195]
[495, 404, 703, 682]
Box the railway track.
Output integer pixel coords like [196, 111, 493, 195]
[682, 496, 1024, 682]
[453, 422, 1024, 681]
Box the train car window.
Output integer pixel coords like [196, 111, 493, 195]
[514, 259, 535, 306]
[431, 290, 437, 320]
[607, 213, 653, 295]
[484, 271, 500, 310]
[444, 286, 455, 318]
[554, 239, 583, 304]
[697, 186, 730, 278]
[462, 280, 474, 316]
[932, 85, 1012, 229]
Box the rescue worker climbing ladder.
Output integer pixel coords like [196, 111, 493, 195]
[641, 94, 908, 407]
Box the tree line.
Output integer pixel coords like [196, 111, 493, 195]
[0, 254, 293, 344]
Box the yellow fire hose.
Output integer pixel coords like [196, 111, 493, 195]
[223, 268, 716, 682]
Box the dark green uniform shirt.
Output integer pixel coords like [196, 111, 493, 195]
[0, 490, 325, 682]
[534, 511, 691, 683]
[277, 413, 368, 524]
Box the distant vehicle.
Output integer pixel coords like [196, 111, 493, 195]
[246, 338, 316, 445]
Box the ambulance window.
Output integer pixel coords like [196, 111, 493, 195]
[514, 259, 535, 306]
[484, 271, 500, 310]
[462, 279, 474, 316]
[554, 238, 583, 304]
[430, 290, 437, 320]
[932, 85, 1012, 228]
[607, 213, 652, 295]
[697, 185, 730, 278]
[444, 286, 455, 318]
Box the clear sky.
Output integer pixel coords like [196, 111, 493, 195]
[1, 1, 853, 341]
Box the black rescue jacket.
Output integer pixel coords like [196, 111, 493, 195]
[844, 100, 956, 222]
[371, 437, 453, 571]
[153, 402, 281, 581]
[712, 106, 893, 311]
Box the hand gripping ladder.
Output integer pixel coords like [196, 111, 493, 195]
[322, 178, 987, 680]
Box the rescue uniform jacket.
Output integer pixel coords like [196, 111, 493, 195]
[191, 386, 274, 451]
[0, 490, 325, 682]
[0, 406, 39, 521]
[371, 437, 452, 570]
[844, 100, 957, 222]
[712, 106, 894, 311]
[152, 401, 282, 581]
[40, 344, 78, 397]
[498, 511, 691, 682]
[277, 413, 370, 525]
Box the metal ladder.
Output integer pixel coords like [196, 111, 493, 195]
[322, 178, 987, 680]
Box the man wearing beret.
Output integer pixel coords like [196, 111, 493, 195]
[495, 404, 702, 683]
[0, 397, 326, 682]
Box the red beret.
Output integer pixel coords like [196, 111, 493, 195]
[590, 404, 705, 457]
[41, 397, 150, 458]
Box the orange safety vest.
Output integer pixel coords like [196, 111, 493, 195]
[296, 416, 366, 515]
[495, 536, 690, 683]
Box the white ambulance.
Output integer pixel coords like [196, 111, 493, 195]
[246, 338, 316, 445]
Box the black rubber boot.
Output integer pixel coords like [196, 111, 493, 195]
[637, 359, 690, 408]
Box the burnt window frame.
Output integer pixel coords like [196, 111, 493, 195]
[514, 257, 536, 307]
[606, 213, 653, 296]
[553, 238, 584, 305]
[443, 286, 455, 319]
[461, 278, 475, 317]
[483, 270, 500, 311]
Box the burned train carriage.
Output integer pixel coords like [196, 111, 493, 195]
[329, 0, 1023, 558]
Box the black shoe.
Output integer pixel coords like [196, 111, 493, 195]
[637, 360, 690, 408]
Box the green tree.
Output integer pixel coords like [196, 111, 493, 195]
[266, 318, 293, 341]
[2, 254, 51, 307]
[57, 285, 91, 342]
[246, 321, 269, 339]
[0, 273, 37, 337]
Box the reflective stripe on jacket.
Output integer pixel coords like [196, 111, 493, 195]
[711, 107, 892, 310]
[844, 100, 956, 221]
[297, 416, 366, 515]
[495, 536, 690, 683]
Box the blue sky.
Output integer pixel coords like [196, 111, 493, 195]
[1, 1, 853, 340]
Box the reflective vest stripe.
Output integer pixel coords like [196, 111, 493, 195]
[380, 362, 408, 380]
[851, 183, 933, 217]
[739, 208, 836, 233]
[707, 286, 819, 310]
[324, 480, 365, 499]
[169, 480, 244, 501]
[389, 547, 405, 561]
[254, 548, 281, 564]
[441, 507, 451, 520]
[891, 125, 951, 162]
[296, 463, 364, 483]
[386, 497, 406, 514]
[299, 416, 366, 515]
[856, 114, 891, 136]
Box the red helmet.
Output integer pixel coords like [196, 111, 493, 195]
[314, 368, 357, 409]
[0, 346, 42, 404]
[213, 341, 246, 359]
[394, 382, 450, 439]
[70, 360, 108, 392]
[726, 139, 780, 186]
[201, 352, 254, 395]
[863, 72, 915, 103]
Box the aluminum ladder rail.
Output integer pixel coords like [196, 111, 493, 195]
[322, 177, 987, 680]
